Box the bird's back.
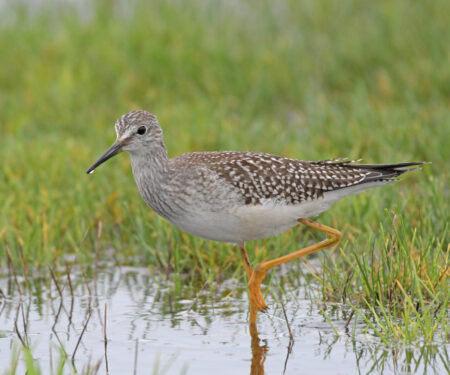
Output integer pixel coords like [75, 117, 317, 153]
[162, 151, 424, 244]
[171, 151, 422, 206]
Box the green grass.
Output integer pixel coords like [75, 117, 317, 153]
[0, 0, 448, 356]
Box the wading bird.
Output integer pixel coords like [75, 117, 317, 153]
[87, 110, 424, 326]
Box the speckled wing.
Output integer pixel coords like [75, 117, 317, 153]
[173, 151, 424, 206]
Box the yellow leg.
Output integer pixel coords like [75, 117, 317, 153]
[248, 218, 342, 325]
[239, 246, 253, 281]
[240, 245, 268, 323]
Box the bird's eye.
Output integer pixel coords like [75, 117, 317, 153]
[137, 126, 146, 135]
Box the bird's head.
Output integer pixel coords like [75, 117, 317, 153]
[86, 110, 162, 174]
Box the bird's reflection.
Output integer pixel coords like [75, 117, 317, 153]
[249, 323, 267, 375]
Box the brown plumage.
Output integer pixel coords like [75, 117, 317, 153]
[173, 151, 424, 206]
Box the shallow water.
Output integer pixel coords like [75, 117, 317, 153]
[0, 265, 447, 374]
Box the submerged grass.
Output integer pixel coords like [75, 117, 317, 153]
[0, 0, 448, 356]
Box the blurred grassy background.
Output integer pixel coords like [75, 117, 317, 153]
[0, 0, 448, 279]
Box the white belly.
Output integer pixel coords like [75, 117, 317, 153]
[168, 196, 334, 245]
[165, 181, 389, 245]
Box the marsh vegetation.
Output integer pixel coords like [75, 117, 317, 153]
[0, 0, 448, 373]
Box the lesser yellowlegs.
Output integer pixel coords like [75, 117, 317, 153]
[87, 110, 425, 325]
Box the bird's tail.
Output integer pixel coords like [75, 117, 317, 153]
[345, 161, 429, 182]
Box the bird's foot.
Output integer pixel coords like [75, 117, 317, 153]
[248, 266, 269, 312]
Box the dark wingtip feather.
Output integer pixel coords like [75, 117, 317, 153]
[352, 161, 429, 169]
[335, 161, 430, 186]
[359, 161, 428, 174]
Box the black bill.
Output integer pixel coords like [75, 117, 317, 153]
[86, 141, 122, 174]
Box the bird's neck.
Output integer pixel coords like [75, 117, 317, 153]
[129, 140, 178, 220]
[130, 140, 169, 185]
[130, 141, 167, 196]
